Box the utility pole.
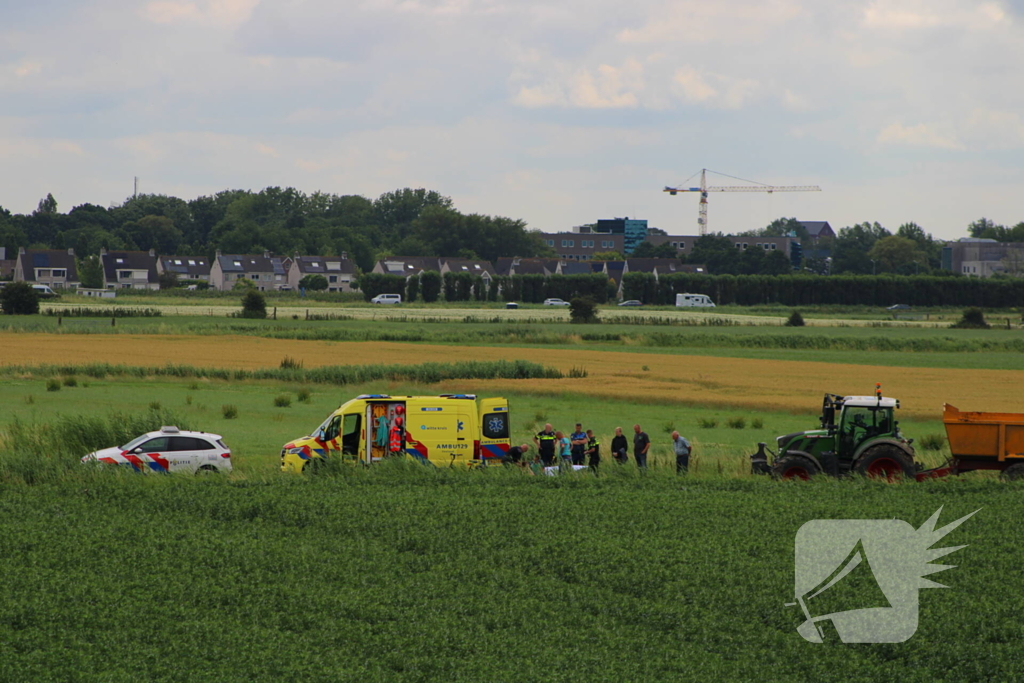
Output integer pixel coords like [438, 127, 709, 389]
[134, 176, 139, 199]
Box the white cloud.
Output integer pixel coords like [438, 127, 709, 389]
[877, 122, 964, 150]
[142, 0, 259, 26]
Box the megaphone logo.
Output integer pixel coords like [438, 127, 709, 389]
[790, 507, 978, 643]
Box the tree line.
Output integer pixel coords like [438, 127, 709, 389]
[0, 187, 552, 274]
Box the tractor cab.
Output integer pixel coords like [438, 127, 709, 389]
[835, 396, 899, 457]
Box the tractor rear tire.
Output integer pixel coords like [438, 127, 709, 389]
[772, 454, 820, 481]
[855, 446, 915, 481]
[1000, 463, 1024, 481]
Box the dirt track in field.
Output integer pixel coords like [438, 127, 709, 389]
[1, 333, 1020, 417]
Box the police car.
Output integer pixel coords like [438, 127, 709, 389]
[80, 426, 232, 474]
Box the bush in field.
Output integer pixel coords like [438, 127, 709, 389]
[62, 375, 78, 387]
[951, 308, 989, 329]
[697, 417, 718, 428]
[569, 297, 599, 324]
[918, 433, 946, 451]
[222, 405, 238, 419]
[274, 394, 292, 408]
[280, 356, 303, 369]
[297, 388, 312, 403]
[240, 290, 267, 319]
[726, 417, 746, 429]
[46, 378, 61, 392]
[751, 417, 764, 429]
[785, 311, 805, 327]
[1, 282, 40, 315]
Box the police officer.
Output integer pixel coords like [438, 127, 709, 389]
[533, 423, 557, 467]
[585, 429, 600, 472]
[570, 423, 587, 466]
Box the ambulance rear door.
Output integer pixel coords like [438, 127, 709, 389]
[478, 398, 511, 463]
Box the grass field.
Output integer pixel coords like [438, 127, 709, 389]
[1, 301, 1022, 681]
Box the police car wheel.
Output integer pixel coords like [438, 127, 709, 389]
[196, 465, 220, 475]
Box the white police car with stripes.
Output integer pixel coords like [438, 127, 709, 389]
[80, 426, 232, 474]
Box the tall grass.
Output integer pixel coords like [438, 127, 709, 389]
[0, 409, 193, 485]
[0, 360, 565, 385]
[45, 307, 162, 317]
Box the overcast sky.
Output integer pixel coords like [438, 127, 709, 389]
[2, 0, 1023, 239]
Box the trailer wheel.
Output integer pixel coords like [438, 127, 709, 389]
[855, 446, 915, 481]
[1000, 463, 1024, 481]
[772, 454, 820, 481]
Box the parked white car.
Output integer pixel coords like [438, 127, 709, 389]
[675, 293, 715, 308]
[543, 298, 570, 306]
[371, 293, 402, 304]
[31, 284, 60, 299]
[80, 426, 232, 474]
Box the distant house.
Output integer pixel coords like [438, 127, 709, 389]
[14, 247, 80, 289]
[558, 261, 592, 276]
[0, 247, 14, 280]
[372, 257, 442, 278]
[944, 238, 1024, 278]
[100, 249, 160, 290]
[440, 258, 496, 285]
[799, 221, 835, 242]
[289, 253, 358, 292]
[647, 234, 794, 258]
[157, 255, 211, 284]
[494, 257, 562, 277]
[209, 251, 288, 291]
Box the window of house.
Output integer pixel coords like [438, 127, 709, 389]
[174, 260, 182, 265]
[188, 260, 196, 266]
[742, 243, 749, 249]
[115, 258, 124, 264]
[52, 269, 66, 278]
[562, 240, 568, 247]
[736, 243, 742, 248]
[568, 240, 574, 247]
[547, 240, 554, 246]
[233, 261, 242, 267]
[679, 242, 685, 249]
[250, 273, 259, 280]
[275, 274, 282, 281]
[36, 269, 50, 278]
[119, 270, 132, 279]
[310, 262, 320, 269]
[263, 274, 271, 281]
[770, 243, 777, 250]
[329, 275, 337, 283]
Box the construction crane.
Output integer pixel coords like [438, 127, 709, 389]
[663, 168, 821, 235]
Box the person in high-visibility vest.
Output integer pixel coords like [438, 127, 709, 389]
[388, 416, 404, 455]
[533, 423, 556, 467]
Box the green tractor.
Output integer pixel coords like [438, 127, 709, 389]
[751, 387, 918, 480]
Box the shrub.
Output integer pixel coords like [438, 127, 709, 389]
[46, 378, 61, 392]
[567, 366, 588, 378]
[299, 274, 329, 291]
[24, 395, 34, 405]
[148, 401, 161, 411]
[185, 395, 193, 406]
[697, 417, 718, 428]
[62, 375, 78, 387]
[662, 422, 676, 434]
[1, 282, 40, 315]
[240, 290, 267, 319]
[232, 278, 256, 291]
[280, 356, 303, 369]
[918, 433, 946, 451]
[951, 308, 990, 329]
[726, 417, 746, 429]
[274, 394, 292, 408]
[751, 417, 764, 429]
[785, 311, 805, 327]
[297, 388, 312, 403]
[569, 297, 599, 324]
[188, 381, 200, 390]
[222, 405, 238, 419]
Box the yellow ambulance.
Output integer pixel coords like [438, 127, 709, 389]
[280, 393, 512, 472]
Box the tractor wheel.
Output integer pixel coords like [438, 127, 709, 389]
[855, 446, 915, 481]
[772, 454, 820, 481]
[1000, 463, 1024, 481]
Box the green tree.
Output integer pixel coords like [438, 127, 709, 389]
[689, 234, 738, 274]
[77, 256, 104, 288]
[568, 297, 599, 324]
[831, 222, 890, 274]
[868, 236, 926, 273]
[0, 282, 40, 315]
[299, 274, 328, 291]
[763, 250, 792, 275]
[420, 271, 442, 302]
[158, 270, 179, 290]
[591, 250, 625, 261]
[240, 290, 267, 319]
[124, 215, 183, 254]
[232, 277, 256, 291]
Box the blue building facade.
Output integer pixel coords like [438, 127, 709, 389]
[594, 218, 648, 255]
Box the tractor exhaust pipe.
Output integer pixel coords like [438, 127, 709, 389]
[750, 442, 772, 475]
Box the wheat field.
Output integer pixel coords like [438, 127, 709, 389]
[2, 332, 1020, 418]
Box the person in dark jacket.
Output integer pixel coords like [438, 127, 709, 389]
[610, 427, 628, 464]
[533, 424, 556, 467]
[633, 424, 650, 469]
[502, 443, 530, 468]
[585, 430, 600, 472]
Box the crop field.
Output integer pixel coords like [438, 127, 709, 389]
[1, 304, 1023, 681]
[3, 333, 1024, 417]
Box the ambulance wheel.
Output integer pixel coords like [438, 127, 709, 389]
[854, 446, 915, 481]
[772, 454, 819, 481]
[1001, 463, 1024, 481]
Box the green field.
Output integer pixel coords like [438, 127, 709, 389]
[2, 298, 1022, 681]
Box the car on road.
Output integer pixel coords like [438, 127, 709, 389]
[80, 426, 232, 474]
[371, 293, 402, 304]
[543, 298, 570, 306]
[618, 300, 643, 307]
[31, 284, 60, 299]
[505, 302, 519, 309]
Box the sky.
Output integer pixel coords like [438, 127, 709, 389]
[2, 0, 1023, 239]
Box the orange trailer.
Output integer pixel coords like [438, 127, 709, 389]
[937, 404, 1024, 480]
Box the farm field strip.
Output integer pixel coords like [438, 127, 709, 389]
[3, 333, 1022, 417]
[38, 300, 953, 327]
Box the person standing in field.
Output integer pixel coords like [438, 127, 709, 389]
[585, 429, 600, 472]
[611, 427, 629, 464]
[633, 424, 650, 470]
[556, 431, 572, 463]
[534, 424, 556, 467]
[672, 431, 692, 474]
[570, 423, 587, 466]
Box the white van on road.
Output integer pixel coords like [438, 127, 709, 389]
[675, 293, 715, 308]
[371, 293, 402, 304]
